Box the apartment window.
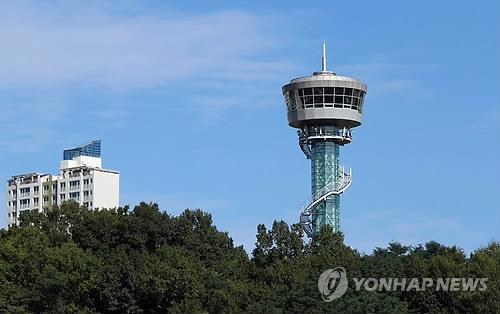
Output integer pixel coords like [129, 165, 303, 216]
[69, 192, 80, 201]
[34, 186, 39, 195]
[67, 170, 81, 179]
[33, 197, 39, 207]
[43, 196, 49, 203]
[60, 182, 66, 191]
[20, 187, 30, 198]
[20, 199, 30, 209]
[69, 180, 80, 191]
[60, 194, 66, 201]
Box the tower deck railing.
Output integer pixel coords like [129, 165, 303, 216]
[298, 127, 352, 159]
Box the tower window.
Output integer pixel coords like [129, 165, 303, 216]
[303, 88, 313, 95]
[294, 87, 365, 112]
[324, 87, 334, 94]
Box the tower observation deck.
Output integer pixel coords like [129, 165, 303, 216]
[282, 43, 368, 237]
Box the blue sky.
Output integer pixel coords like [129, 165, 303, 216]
[1, 0, 498, 254]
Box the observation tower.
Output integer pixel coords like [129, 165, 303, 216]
[282, 44, 368, 237]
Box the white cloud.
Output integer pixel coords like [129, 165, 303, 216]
[0, 2, 294, 150]
[0, 3, 291, 89]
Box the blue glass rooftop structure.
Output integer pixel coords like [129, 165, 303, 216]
[63, 140, 101, 160]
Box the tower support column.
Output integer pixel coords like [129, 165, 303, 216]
[311, 140, 340, 235]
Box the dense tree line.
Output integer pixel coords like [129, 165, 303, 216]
[0, 202, 498, 313]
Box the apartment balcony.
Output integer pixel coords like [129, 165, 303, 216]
[69, 186, 81, 191]
[21, 178, 38, 185]
[83, 184, 93, 190]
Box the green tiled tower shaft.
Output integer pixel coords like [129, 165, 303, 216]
[311, 141, 340, 234]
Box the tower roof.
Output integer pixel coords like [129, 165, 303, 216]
[281, 44, 368, 129]
[289, 73, 366, 88]
[284, 43, 367, 91]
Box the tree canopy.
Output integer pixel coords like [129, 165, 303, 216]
[0, 202, 497, 313]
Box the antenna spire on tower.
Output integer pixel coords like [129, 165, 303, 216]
[322, 41, 327, 72]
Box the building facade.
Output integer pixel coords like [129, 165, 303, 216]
[6, 142, 119, 228]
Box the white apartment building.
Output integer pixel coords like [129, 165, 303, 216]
[7, 153, 119, 228]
